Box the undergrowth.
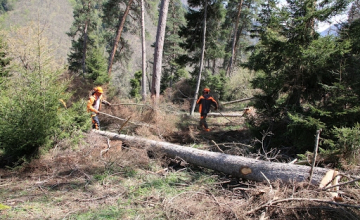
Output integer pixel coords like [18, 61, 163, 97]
[0, 130, 359, 220]
[0, 98, 359, 220]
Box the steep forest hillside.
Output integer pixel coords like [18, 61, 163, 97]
[2, 0, 73, 64]
[2, 0, 157, 96]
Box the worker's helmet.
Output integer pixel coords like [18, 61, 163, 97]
[203, 88, 210, 92]
[94, 86, 103, 94]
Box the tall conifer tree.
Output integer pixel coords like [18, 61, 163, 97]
[244, 0, 351, 152]
[179, 0, 227, 90]
[67, 0, 106, 82]
[223, 0, 258, 75]
[102, 0, 138, 75]
[161, 0, 187, 91]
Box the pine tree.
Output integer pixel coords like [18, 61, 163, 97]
[102, 0, 138, 75]
[152, 0, 170, 99]
[105, 0, 135, 75]
[179, 0, 227, 93]
[0, 23, 73, 165]
[140, 0, 147, 101]
[86, 46, 109, 85]
[244, 0, 351, 152]
[67, 0, 105, 79]
[223, 0, 259, 75]
[160, 0, 187, 92]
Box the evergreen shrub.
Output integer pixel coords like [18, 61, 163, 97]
[0, 24, 91, 166]
[332, 123, 360, 164]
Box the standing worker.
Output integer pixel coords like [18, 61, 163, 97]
[196, 88, 218, 131]
[87, 86, 111, 130]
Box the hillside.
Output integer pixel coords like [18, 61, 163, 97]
[2, 0, 73, 64]
[1, 0, 157, 96]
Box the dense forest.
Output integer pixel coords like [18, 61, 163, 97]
[0, 0, 360, 219]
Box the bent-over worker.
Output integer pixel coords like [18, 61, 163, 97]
[196, 88, 218, 132]
[87, 86, 111, 130]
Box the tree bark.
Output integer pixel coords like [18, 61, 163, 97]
[141, 0, 147, 101]
[190, 0, 207, 116]
[82, 21, 88, 77]
[151, 0, 170, 100]
[200, 112, 244, 117]
[95, 130, 330, 185]
[226, 0, 244, 76]
[107, 0, 134, 76]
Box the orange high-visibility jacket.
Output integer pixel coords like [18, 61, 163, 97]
[87, 94, 107, 113]
[196, 94, 218, 115]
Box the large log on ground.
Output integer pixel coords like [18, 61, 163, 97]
[95, 130, 329, 185]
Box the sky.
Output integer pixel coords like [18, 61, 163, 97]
[317, 8, 349, 33]
[277, 0, 351, 33]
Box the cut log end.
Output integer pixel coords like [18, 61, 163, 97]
[240, 166, 252, 175]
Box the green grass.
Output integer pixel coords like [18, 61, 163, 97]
[71, 206, 126, 220]
[65, 168, 217, 219]
[0, 203, 11, 210]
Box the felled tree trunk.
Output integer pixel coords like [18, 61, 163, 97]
[221, 97, 255, 105]
[206, 112, 244, 117]
[95, 130, 330, 185]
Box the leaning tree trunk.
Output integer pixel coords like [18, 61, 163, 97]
[226, 0, 244, 76]
[95, 130, 330, 185]
[190, 0, 208, 116]
[140, 0, 147, 101]
[107, 0, 134, 76]
[82, 21, 88, 77]
[221, 97, 255, 105]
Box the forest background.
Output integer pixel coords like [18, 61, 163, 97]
[0, 0, 360, 218]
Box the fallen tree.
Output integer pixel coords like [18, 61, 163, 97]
[95, 130, 330, 185]
[221, 97, 255, 105]
[195, 112, 245, 117]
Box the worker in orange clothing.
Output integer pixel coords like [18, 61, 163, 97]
[87, 87, 111, 130]
[196, 88, 218, 131]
